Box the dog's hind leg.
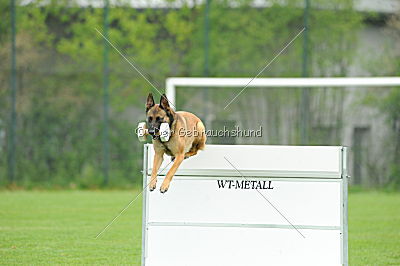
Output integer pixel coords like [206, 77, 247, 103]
[196, 121, 207, 151]
[184, 147, 199, 158]
[184, 121, 207, 158]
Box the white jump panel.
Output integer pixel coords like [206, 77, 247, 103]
[142, 144, 348, 266]
[146, 227, 341, 266]
[147, 145, 343, 178]
[148, 178, 341, 226]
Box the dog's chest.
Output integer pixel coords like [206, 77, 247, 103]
[162, 142, 174, 156]
[154, 139, 176, 156]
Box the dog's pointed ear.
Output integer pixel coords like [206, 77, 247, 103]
[159, 94, 170, 110]
[146, 93, 155, 112]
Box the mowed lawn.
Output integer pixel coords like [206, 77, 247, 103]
[1, 190, 399, 265]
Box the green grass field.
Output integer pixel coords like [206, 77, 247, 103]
[1, 190, 399, 265]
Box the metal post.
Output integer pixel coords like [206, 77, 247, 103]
[204, 0, 210, 77]
[102, 0, 110, 185]
[203, 0, 210, 128]
[8, 0, 17, 183]
[300, 0, 310, 145]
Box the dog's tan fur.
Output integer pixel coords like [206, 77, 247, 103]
[146, 93, 206, 193]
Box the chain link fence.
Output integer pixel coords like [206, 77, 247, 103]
[1, 0, 399, 188]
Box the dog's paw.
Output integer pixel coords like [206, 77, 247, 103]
[160, 182, 170, 193]
[149, 180, 157, 192]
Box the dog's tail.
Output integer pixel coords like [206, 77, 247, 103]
[196, 121, 207, 150]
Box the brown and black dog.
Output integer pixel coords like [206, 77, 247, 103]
[146, 93, 206, 193]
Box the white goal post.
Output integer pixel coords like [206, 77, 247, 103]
[165, 77, 400, 108]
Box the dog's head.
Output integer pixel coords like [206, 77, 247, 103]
[145, 93, 174, 139]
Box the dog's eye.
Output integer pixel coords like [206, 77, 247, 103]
[148, 117, 153, 122]
[156, 116, 161, 121]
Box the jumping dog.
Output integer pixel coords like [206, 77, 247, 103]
[146, 93, 206, 193]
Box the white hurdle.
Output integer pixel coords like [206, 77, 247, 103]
[141, 144, 348, 266]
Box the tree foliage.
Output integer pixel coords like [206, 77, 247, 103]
[1, 0, 365, 188]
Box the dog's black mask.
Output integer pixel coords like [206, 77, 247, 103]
[148, 127, 160, 140]
[145, 93, 174, 141]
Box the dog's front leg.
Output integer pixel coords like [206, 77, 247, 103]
[160, 153, 184, 193]
[149, 151, 164, 191]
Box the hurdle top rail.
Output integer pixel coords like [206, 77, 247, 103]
[146, 144, 345, 178]
[165, 76, 400, 108]
[142, 144, 349, 266]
